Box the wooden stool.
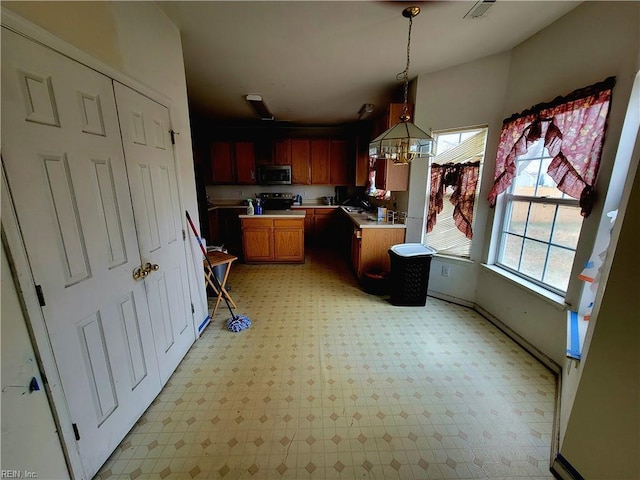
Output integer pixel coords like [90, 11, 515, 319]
[203, 251, 237, 317]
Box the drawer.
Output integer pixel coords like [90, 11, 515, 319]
[314, 208, 336, 215]
[274, 218, 304, 228]
[241, 218, 273, 228]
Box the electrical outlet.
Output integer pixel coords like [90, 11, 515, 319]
[441, 265, 451, 277]
[303, 191, 308, 197]
[238, 190, 244, 197]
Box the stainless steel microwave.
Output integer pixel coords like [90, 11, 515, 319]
[258, 165, 292, 185]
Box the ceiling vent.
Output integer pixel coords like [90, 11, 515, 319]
[245, 94, 274, 120]
[464, 0, 496, 19]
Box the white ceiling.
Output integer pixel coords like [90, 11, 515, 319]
[158, 1, 581, 125]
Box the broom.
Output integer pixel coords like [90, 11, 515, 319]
[186, 211, 251, 332]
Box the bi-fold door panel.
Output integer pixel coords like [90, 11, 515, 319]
[1, 29, 192, 479]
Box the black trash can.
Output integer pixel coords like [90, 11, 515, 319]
[388, 243, 436, 306]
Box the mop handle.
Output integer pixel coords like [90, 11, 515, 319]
[185, 211, 238, 320]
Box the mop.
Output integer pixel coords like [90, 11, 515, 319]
[186, 211, 251, 332]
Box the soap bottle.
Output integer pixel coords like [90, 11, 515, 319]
[255, 198, 263, 215]
[246, 199, 254, 215]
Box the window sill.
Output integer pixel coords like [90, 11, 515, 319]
[480, 263, 569, 311]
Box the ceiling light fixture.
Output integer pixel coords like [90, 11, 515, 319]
[369, 6, 434, 165]
[358, 103, 375, 119]
[464, 0, 496, 19]
[245, 94, 274, 120]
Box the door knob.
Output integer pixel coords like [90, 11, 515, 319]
[143, 262, 159, 272]
[133, 266, 148, 280]
[133, 262, 159, 280]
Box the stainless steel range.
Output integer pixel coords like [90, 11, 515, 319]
[256, 192, 293, 210]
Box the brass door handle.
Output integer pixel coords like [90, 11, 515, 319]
[143, 262, 159, 272]
[133, 262, 159, 280]
[133, 266, 148, 280]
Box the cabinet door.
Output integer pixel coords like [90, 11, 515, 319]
[274, 139, 291, 165]
[211, 141, 233, 183]
[330, 140, 349, 185]
[313, 209, 335, 246]
[351, 228, 362, 278]
[291, 139, 311, 185]
[355, 136, 370, 187]
[235, 141, 256, 184]
[242, 219, 274, 261]
[310, 139, 330, 184]
[300, 209, 315, 244]
[375, 159, 409, 191]
[273, 219, 304, 262]
[218, 208, 244, 255]
[208, 209, 220, 245]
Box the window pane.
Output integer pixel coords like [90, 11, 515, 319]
[538, 158, 564, 198]
[543, 246, 575, 292]
[513, 159, 541, 195]
[520, 239, 547, 281]
[500, 233, 523, 270]
[526, 203, 555, 243]
[551, 205, 583, 249]
[506, 200, 529, 235]
[518, 138, 545, 160]
[436, 133, 462, 154]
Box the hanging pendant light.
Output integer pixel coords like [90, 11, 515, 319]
[369, 6, 434, 165]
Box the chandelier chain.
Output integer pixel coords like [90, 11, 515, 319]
[396, 14, 413, 119]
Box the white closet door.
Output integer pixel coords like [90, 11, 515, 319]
[1, 30, 161, 479]
[114, 82, 195, 385]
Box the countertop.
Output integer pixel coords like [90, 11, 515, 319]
[238, 210, 306, 219]
[339, 206, 407, 229]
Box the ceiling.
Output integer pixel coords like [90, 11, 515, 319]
[158, 1, 581, 126]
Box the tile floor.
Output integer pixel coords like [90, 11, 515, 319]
[96, 248, 557, 479]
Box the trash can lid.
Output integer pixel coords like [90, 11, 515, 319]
[390, 243, 436, 257]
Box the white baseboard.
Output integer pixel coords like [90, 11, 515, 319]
[427, 290, 474, 308]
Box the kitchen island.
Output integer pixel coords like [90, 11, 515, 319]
[239, 210, 306, 263]
[339, 206, 406, 280]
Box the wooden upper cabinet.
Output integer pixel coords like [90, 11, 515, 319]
[211, 141, 233, 183]
[375, 158, 409, 191]
[330, 140, 349, 185]
[370, 103, 414, 191]
[235, 141, 256, 184]
[291, 139, 311, 185]
[274, 139, 292, 165]
[310, 139, 330, 184]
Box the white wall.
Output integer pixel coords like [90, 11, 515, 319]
[1, 246, 70, 479]
[409, 51, 512, 305]
[480, 0, 639, 445]
[412, 2, 639, 477]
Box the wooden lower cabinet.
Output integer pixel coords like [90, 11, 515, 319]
[351, 227, 405, 279]
[242, 217, 304, 263]
[212, 207, 244, 256]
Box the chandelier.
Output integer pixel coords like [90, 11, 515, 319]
[369, 6, 434, 165]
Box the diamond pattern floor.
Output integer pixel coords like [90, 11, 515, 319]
[96, 248, 556, 479]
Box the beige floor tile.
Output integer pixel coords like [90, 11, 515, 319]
[96, 248, 556, 479]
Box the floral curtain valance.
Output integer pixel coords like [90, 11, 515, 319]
[428, 161, 480, 240]
[487, 76, 616, 217]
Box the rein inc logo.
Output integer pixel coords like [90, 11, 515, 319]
[1, 471, 37, 478]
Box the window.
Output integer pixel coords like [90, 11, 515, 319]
[488, 77, 615, 295]
[496, 138, 583, 294]
[426, 127, 487, 257]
